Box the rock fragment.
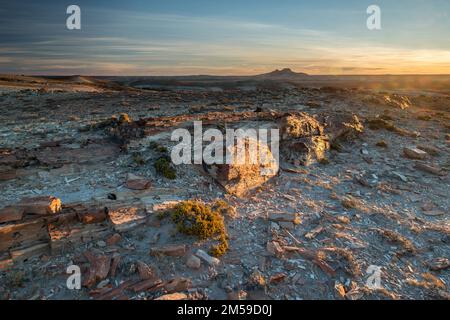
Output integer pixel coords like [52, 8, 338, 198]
[195, 249, 220, 266]
[186, 255, 201, 269]
[0, 206, 24, 224]
[150, 244, 187, 257]
[403, 147, 427, 160]
[19, 196, 62, 216]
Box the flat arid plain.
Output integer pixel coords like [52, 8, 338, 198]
[0, 70, 449, 300]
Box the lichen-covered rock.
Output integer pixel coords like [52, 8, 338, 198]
[203, 137, 278, 197]
[279, 113, 329, 166]
[323, 113, 364, 143]
[279, 113, 324, 139]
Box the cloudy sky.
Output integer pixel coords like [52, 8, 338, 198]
[1, 0, 449, 75]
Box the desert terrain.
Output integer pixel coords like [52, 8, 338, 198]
[0, 70, 449, 300]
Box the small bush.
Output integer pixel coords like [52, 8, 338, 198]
[171, 200, 229, 256]
[149, 141, 168, 153]
[154, 157, 176, 179]
[212, 200, 237, 219]
[132, 152, 146, 165]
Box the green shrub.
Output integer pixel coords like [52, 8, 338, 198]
[171, 200, 229, 256]
[154, 157, 176, 179]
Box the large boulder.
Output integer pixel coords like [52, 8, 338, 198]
[279, 113, 330, 166]
[203, 137, 278, 197]
[322, 113, 364, 143]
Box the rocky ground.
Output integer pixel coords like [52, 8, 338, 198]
[0, 80, 449, 300]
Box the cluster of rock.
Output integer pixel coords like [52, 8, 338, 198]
[0, 195, 153, 270]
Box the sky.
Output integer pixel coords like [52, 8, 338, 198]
[0, 0, 449, 75]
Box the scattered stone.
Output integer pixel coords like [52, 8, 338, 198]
[392, 171, 408, 183]
[304, 226, 324, 240]
[268, 212, 301, 225]
[195, 249, 220, 266]
[164, 277, 192, 293]
[96, 240, 106, 247]
[227, 290, 247, 300]
[403, 147, 427, 160]
[150, 244, 187, 257]
[155, 292, 187, 300]
[124, 173, 151, 190]
[376, 140, 388, 148]
[334, 282, 346, 299]
[186, 255, 201, 269]
[248, 270, 266, 288]
[417, 145, 440, 156]
[414, 162, 446, 176]
[136, 261, 155, 280]
[266, 241, 284, 257]
[426, 257, 449, 271]
[269, 273, 286, 285]
[106, 233, 122, 246]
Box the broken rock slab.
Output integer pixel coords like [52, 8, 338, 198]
[82, 251, 112, 288]
[155, 293, 188, 300]
[268, 212, 301, 225]
[18, 196, 62, 216]
[74, 205, 108, 224]
[108, 207, 147, 232]
[0, 217, 50, 252]
[150, 244, 187, 257]
[403, 147, 427, 160]
[10, 242, 49, 263]
[48, 221, 111, 255]
[136, 261, 155, 280]
[195, 249, 220, 267]
[0, 206, 24, 224]
[125, 173, 151, 191]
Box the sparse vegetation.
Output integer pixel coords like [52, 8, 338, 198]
[212, 200, 237, 219]
[154, 156, 176, 179]
[132, 152, 146, 165]
[6, 271, 26, 288]
[171, 200, 229, 256]
[149, 141, 168, 153]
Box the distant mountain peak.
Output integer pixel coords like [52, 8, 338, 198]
[257, 68, 308, 79]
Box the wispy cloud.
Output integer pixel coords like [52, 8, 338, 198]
[0, 1, 449, 75]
